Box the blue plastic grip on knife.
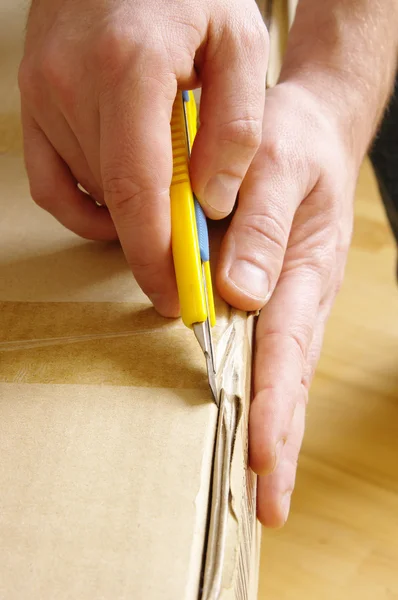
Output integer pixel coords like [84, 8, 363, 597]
[194, 198, 210, 263]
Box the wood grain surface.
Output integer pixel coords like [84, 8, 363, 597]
[258, 158, 398, 599]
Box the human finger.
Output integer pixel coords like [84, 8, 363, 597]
[100, 71, 179, 317]
[22, 108, 116, 241]
[190, 4, 268, 219]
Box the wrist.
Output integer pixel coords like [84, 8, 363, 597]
[279, 62, 376, 167]
[278, 0, 398, 165]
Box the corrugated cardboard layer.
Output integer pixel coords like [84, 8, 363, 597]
[202, 314, 260, 600]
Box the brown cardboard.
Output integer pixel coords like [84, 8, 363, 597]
[202, 316, 261, 600]
[0, 3, 260, 598]
[0, 152, 260, 599]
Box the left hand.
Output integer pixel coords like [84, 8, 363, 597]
[215, 81, 358, 527]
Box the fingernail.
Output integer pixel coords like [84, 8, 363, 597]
[228, 260, 269, 301]
[281, 492, 292, 523]
[273, 439, 285, 472]
[204, 173, 241, 214]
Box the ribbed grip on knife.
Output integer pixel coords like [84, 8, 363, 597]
[171, 94, 189, 186]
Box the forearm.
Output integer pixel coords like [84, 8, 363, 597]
[280, 0, 398, 162]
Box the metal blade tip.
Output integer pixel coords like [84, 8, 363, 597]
[193, 322, 219, 406]
[206, 355, 219, 406]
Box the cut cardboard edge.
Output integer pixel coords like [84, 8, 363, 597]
[200, 311, 259, 600]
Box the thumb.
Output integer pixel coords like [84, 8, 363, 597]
[217, 139, 311, 310]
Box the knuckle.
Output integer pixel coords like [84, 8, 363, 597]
[30, 185, 51, 210]
[126, 259, 166, 288]
[18, 58, 42, 106]
[18, 58, 33, 94]
[40, 42, 64, 86]
[219, 116, 262, 151]
[298, 254, 333, 288]
[93, 25, 168, 79]
[288, 327, 311, 362]
[237, 212, 287, 256]
[38, 42, 76, 107]
[261, 135, 294, 172]
[40, 50, 58, 85]
[286, 224, 338, 284]
[92, 25, 134, 73]
[315, 247, 337, 282]
[259, 328, 308, 365]
[103, 175, 143, 212]
[233, 10, 269, 55]
[246, 18, 269, 54]
[103, 174, 166, 218]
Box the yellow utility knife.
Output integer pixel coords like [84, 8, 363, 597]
[170, 90, 218, 405]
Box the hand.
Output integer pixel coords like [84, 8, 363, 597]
[216, 82, 356, 527]
[19, 0, 268, 316]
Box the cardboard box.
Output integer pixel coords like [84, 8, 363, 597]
[0, 3, 261, 598]
[0, 157, 261, 600]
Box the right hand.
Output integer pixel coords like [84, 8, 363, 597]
[19, 0, 268, 316]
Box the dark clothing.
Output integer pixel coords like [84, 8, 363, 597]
[369, 75, 398, 264]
